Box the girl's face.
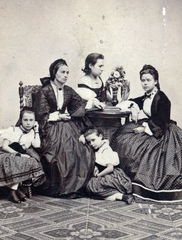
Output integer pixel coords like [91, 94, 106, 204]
[141, 73, 157, 93]
[85, 132, 103, 150]
[55, 65, 69, 85]
[89, 59, 104, 77]
[21, 112, 35, 131]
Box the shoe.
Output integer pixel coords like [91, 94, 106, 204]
[16, 189, 27, 201]
[8, 190, 21, 203]
[122, 194, 135, 205]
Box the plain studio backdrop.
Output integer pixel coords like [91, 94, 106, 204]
[0, 0, 182, 128]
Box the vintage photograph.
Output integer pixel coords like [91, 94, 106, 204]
[0, 0, 182, 239]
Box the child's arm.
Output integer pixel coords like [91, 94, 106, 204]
[31, 121, 41, 148]
[2, 139, 30, 158]
[96, 163, 114, 177]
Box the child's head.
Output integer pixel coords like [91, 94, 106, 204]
[84, 127, 104, 150]
[20, 107, 35, 131]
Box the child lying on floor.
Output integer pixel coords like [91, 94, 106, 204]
[81, 127, 134, 204]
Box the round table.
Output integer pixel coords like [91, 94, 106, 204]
[86, 106, 131, 141]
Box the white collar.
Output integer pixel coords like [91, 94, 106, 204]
[145, 87, 158, 97]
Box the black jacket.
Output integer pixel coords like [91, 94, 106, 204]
[130, 90, 171, 138]
[34, 79, 87, 138]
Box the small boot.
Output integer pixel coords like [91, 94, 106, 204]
[8, 189, 21, 204]
[16, 189, 27, 202]
[122, 194, 135, 205]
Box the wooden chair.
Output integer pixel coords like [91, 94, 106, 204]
[18, 81, 41, 110]
[18, 81, 41, 197]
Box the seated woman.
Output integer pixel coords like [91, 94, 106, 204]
[82, 127, 134, 204]
[111, 64, 182, 202]
[77, 53, 106, 109]
[34, 58, 95, 198]
[0, 107, 45, 203]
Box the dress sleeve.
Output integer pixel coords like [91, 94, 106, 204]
[0, 127, 15, 142]
[103, 148, 120, 166]
[76, 86, 97, 109]
[34, 88, 50, 138]
[76, 87, 97, 101]
[67, 88, 87, 117]
[147, 94, 171, 138]
[129, 96, 144, 110]
[96, 147, 120, 166]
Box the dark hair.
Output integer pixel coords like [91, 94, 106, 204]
[20, 106, 35, 121]
[139, 64, 160, 89]
[82, 53, 104, 74]
[49, 58, 68, 80]
[83, 126, 104, 139]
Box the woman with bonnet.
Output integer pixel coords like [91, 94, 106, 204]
[34, 58, 94, 198]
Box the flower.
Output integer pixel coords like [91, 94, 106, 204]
[106, 66, 126, 90]
[113, 71, 120, 78]
[105, 66, 130, 105]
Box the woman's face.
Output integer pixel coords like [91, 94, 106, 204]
[89, 59, 104, 77]
[22, 112, 35, 131]
[141, 73, 157, 93]
[55, 65, 69, 85]
[85, 133, 103, 150]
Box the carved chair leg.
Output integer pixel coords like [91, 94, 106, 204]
[20, 180, 32, 198]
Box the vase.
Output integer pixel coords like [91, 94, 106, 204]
[111, 87, 118, 106]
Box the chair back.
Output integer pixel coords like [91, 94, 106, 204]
[19, 81, 41, 111]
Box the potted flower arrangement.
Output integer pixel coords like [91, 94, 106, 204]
[105, 66, 130, 106]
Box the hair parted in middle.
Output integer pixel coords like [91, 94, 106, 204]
[49, 58, 68, 80]
[139, 64, 160, 90]
[19, 106, 35, 121]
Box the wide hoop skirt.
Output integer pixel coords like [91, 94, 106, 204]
[40, 120, 95, 197]
[111, 121, 182, 202]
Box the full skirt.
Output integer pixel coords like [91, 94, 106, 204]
[0, 149, 45, 187]
[85, 168, 132, 199]
[111, 121, 182, 202]
[40, 120, 95, 198]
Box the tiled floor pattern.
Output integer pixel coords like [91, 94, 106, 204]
[0, 189, 182, 239]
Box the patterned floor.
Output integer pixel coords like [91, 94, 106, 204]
[0, 188, 182, 240]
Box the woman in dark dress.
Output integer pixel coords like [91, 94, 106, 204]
[111, 64, 182, 202]
[34, 59, 95, 198]
[77, 53, 106, 109]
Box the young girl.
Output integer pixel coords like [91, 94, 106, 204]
[82, 127, 134, 204]
[0, 107, 45, 203]
[77, 53, 106, 109]
[111, 64, 182, 202]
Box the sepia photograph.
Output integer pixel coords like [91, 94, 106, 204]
[0, 0, 182, 239]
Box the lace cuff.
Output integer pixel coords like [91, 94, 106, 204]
[142, 122, 153, 135]
[48, 111, 59, 121]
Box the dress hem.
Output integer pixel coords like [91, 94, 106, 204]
[132, 182, 182, 202]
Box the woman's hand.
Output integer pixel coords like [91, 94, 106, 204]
[130, 107, 139, 124]
[20, 154, 30, 158]
[33, 121, 39, 132]
[133, 126, 145, 134]
[93, 166, 99, 177]
[79, 134, 86, 144]
[93, 98, 106, 109]
[58, 113, 71, 121]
